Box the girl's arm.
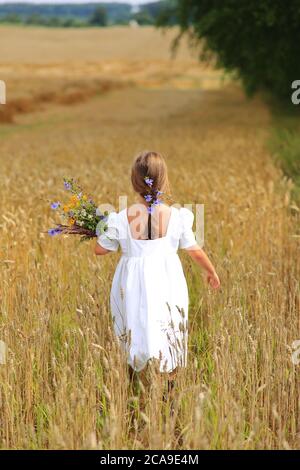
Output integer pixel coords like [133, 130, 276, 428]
[94, 243, 111, 256]
[186, 244, 220, 289]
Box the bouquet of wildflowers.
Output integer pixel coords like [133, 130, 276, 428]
[47, 178, 108, 241]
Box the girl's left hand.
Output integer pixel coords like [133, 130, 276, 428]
[207, 271, 221, 289]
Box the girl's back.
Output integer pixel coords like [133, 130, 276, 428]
[127, 203, 172, 240]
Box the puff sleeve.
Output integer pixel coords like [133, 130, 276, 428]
[179, 208, 197, 249]
[97, 211, 119, 252]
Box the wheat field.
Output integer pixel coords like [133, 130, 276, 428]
[0, 26, 299, 450]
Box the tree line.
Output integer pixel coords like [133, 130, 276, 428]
[0, 2, 165, 27]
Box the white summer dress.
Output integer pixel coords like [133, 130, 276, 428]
[97, 206, 197, 373]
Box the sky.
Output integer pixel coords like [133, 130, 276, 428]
[0, 0, 157, 4]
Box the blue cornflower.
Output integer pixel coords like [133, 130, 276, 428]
[153, 198, 162, 206]
[64, 181, 71, 190]
[147, 205, 154, 214]
[144, 177, 153, 187]
[48, 228, 61, 236]
[144, 194, 152, 203]
[50, 201, 60, 210]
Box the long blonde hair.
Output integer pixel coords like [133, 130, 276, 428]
[131, 151, 170, 199]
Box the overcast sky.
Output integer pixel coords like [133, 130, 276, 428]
[0, 0, 156, 4]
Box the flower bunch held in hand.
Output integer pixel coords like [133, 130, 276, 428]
[47, 178, 108, 241]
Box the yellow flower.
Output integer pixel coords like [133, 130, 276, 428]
[82, 195, 88, 201]
[69, 218, 75, 225]
[63, 205, 70, 213]
[69, 195, 80, 209]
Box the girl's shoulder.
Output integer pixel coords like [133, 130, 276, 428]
[171, 206, 194, 223]
[106, 209, 126, 226]
[104, 210, 122, 229]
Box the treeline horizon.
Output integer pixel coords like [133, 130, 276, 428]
[0, 2, 170, 27]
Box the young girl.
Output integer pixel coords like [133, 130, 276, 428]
[95, 151, 220, 376]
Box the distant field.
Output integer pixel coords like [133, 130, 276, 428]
[0, 26, 299, 450]
[0, 25, 196, 62]
[0, 26, 222, 124]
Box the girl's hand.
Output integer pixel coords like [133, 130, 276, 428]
[206, 271, 220, 289]
[186, 246, 220, 290]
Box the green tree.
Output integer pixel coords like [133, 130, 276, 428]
[133, 11, 154, 26]
[89, 6, 107, 27]
[25, 13, 43, 25]
[159, 0, 300, 103]
[1, 13, 22, 24]
[45, 16, 62, 27]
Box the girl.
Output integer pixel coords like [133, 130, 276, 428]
[95, 151, 220, 377]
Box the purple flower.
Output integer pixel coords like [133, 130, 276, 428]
[147, 205, 154, 214]
[153, 198, 162, 206]
[50, 201, 60, 210]
[156, 190, 163, 196]
[144, 177, 153, 187]
[64, 181, 71, 190]
[48, 228, 62, 236]
[144, 194, 152, 203]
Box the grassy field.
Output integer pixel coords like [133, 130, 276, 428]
[0, 26, 299, 450]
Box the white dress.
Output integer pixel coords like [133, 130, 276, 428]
[97, 206, 197, 373]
